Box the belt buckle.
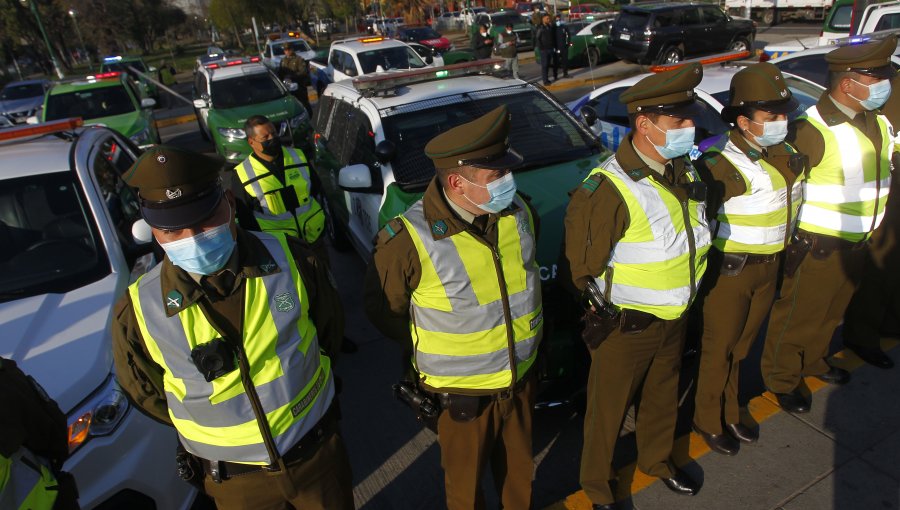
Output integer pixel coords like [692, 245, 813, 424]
[496, 388, 514, 401]
[209, 460, 224, 484]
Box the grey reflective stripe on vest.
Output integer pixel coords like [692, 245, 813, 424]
[403, 197, 541, 377]
[240, 149, 313, 219]
[0, 450, 47, 510]
[137, 232, 333, 463]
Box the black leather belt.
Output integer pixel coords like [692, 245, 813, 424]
[798, 231, 867, 256]
[744, 253, 779, 264]
[201, 404, 337, 482]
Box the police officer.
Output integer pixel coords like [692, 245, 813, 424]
[762, 37, 895, 413]
[496, 23, 519, 79]
[553, 14, 570, 80]
[536, 14, 555, 86]
[692, 63, 804, 455]
[842, 71, 900, 370]
[235, 115, 326, 261]
[564, 64, 709, 510]
[278, 45, 312, 115]
[110, 146, 353, 510]
[1, 357, 79, 510]
[472, 23, 494, 60]
[364, 106, 542, 510]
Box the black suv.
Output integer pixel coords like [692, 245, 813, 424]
[609, 3, 756, 65]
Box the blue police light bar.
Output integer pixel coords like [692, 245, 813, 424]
[103, 55, 124, 62]
[830, 27, 900, 46]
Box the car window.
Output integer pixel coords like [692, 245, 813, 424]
[382, 87, 597, 190]
[406, 27, 441, 39]
[45, 85, 136, 121]
[682, 7, 701, 25]
[0, 83, 44, 100]
[709, 78, 822, 122]
[591, 21, 611, 36]
[693, 100, 729, 139]
[358, 47, 427, 73]
[210, 72, 284, 109]
[874, 12, 900, 30]
[0, 168, 108, 301]
[91, 137, 141, 248]
[325, 99, 353, 163]
[828, 4, 853, 30]
[653, 11, 681, 27]
[315, 94, 336, 133]
[774, 55, 828, 87]
[702, 6, 727, 23]
[195, 72, 208, 96]
[346, 111, 378, 170]
[588, 87, 629, 127]
[616, 11, 650, 31]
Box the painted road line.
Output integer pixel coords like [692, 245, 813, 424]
[547, 338, 900, 510]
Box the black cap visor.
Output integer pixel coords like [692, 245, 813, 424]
[463, 148, 524, 170]
[141, 184, 224, 230]
[721, 96, 800, 123]
[643, 99, 706, 119]
[852, 65, 896, 79]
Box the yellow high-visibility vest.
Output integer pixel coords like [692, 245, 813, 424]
[0, 450, 58, 510]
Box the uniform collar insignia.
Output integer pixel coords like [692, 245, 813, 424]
[432, 220, 448, 236]
[166, 290, 183, 309]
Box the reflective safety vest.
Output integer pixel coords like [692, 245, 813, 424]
[130, 232, 334, 465]
[235, 148, 325, 244]
[799, 106, 893, 241]
[0, 450, 58, 510]
[591, 160, 711, 321]
[712, 139, 803, 254]
[159, 67, 176, 86]
[400, 196, 543, 391]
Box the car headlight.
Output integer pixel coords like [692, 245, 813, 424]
[67, 375, 130, 455]
[289, 111, 308, 129]
[129, 127, 152, 145]
[217, 127, 247, 142]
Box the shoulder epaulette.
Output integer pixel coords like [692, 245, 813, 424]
[577, 173, 605, 196]
[375, 217, 406, 245]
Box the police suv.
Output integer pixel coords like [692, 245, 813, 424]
[313, 60, 608, 402]
[0, 120, 196, 509]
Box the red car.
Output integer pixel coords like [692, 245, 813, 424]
[395, 26, 452, 53]
[568, 3, 610, 20]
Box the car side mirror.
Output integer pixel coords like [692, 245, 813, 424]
[141, 98, 156, 109]
[426, 54, 434, 65]
[131, 219, 153, 245]
[338, 163, 373, 190]
[284, 80, 299, 91]
[375, 140, 396, 164]
[193, 98, 208, 108]
[580, 105, 598, 127]
[345, 67, 358, 77]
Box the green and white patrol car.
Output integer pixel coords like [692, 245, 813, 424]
[313, 60, 608, 403]
[40, 71, 160, 149]
[192, 56, 312, 164]
[100, 55, 159, 100]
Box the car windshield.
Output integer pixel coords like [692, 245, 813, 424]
[491, 13, 525, 26]
[272, 40, 313, 56]
[1, 83, 44, 101]
[567, 22, 588, 36]
[0, 171, 107, 302]
[405, 27, 441, 39]
[102, 61, 147, 73]
[382, 87, 598, 190]
[211, 72, 284, 109]
[829, 5, 853, 30]
[616, 11, 650, 30]
[45, 85, 135, 121]
[358, 47, 427, 73]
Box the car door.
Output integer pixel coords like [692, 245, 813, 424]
[679, 7, 708, 56]
[585, 86, 630, 151]
[312, 95, 351, 228]
[342, 110, 381, 244]
[700, 6, 732, 53]
[193, 72, 210, 133]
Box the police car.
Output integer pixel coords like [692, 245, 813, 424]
[567, 52, 826, 152]
[100, 55, 159, 101]
[0, 120, 196, 509]
[192, 56, 311, 164]
[313, 60, 608, 403]
[261, 33, 318, 70]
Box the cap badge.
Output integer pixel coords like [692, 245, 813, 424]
[156, 154, 167, 164]
[274, 292, 296, 313]
[166, 290, 183, 309]
[694, 68, 700, 74]
[165, 188, 183, 200]
[775, 75, 780, 81]
[780, 89, 788, 98]
[432, 220, 448, 236]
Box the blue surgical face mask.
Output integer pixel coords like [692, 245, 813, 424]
[749, 119, 788, 147]
[850, 78, 892, 110]
[160, 212, 236, 275]
[460, 172, 517, 213]
[647, 121, 695, 160]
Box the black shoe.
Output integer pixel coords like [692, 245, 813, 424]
[816, 365, 850, 385]
[774, 389, 810, 413]
[849, 345, 895, 369]
[693, 424, 739, 455]
[660, 468, 700, 496]
[592, 504, 617, 510]
[725, 422, 759, 443]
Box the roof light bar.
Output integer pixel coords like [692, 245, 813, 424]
[649, 50, 751, 73]
[206, 56, 261, 69]
[86, 71, 122, 80]
[0, 118, 84, 142]
[829, 27, 900, 46]
[352, 59, 505, 96]
[360, 36, 385, 43]
[103, 55, 123, 62]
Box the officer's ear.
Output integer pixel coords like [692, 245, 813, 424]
[445, 170, 467, 196]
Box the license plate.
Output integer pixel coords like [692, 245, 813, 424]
[620, 33, 631, 41]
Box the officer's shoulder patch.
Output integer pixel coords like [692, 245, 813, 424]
[376, 218, 406, 245]
[578, 173, 605, 196]
[783, 142, 797, 154]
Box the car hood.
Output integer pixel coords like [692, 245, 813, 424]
[211, 96, 297, 126]
[0, 96, 42, 115]
[85, 110, 145, 137]
[0, 273, 119, 413]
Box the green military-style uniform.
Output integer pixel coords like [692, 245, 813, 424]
[111, 146, 352, 510]
[692, 63, 806, 451]
[842, 72, 900, 369]
[278, 51, 312, 114]
[364, 106, 542, 510]
[564, 64, 709, 506]
[762, 37, 896, 402]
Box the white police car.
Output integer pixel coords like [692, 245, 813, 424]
[567, 52, 825, 153]
[261, 33, 318, 70]
[0, 120, 197, 509]
[767, 31, 900, 87]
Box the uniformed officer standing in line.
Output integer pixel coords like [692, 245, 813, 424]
[111, 146, 353, 510]
[564, 64, 710, 510]
[692, 63, 805, 455]
[278, 45, 312, 115]
[0, 357, 79, 510]
[842, 71, 900, 370]
[364, 106, 543, 510]
[762, 37, 895, 413]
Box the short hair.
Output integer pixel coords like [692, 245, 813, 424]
[244, 115, 273, 139]
[628, 111, 661, 130]
[828, 70, 853, 93]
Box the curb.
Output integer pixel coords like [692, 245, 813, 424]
[545, 338, 900, 510]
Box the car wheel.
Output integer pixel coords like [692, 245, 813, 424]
[320, 193, 351, 251]
[587, 46, 601, 67]
[729, 37, 751, 53]
[657, 46, 683, 65]
[762, 8, 776, 25]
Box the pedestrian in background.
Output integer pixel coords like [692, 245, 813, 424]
[472, 23, 494, 60]
[365, 106, 542, 510]
[278, 45, 312, 115]
[495, 23, 520, 79]
[553, 14, 571, 80]
[536, 14, 555, 86]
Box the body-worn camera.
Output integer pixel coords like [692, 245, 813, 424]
[190, 339, 237, 382]
[582, 280, 619, 319]
[393, 380, 440, 419]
